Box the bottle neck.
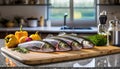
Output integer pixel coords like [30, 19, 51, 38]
[99, 23, 106, 25]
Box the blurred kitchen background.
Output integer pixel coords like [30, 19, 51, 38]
[0, 0, 119, 38]
[0, 0, 120, 27]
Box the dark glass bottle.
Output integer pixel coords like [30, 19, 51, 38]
[98, 11, 107, 35]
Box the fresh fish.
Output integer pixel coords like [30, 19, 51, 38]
[82, 40, 94, 48]
[58, 35, 94, 49]
[50, 37, 82, 50]
[43, 38, 71, 52]
[18, 41, 55, 52]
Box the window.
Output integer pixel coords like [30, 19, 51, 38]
[49, 0, 70, 20]
[73, 0, 95, 20]
[48, 0, 96, 27]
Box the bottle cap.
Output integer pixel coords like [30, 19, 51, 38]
[100, 11, 107, 15]
[99, 11, 107, 24]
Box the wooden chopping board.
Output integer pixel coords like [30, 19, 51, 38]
[1, 46, 120, 65]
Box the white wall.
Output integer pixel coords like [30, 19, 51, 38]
[97, 0, 120, 24]
[99, 6, 120, 20]
[0, 6, 47, 20]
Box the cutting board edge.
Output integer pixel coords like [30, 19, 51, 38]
[1, 46, 120, 65]
[1, 47, 27, 63]
[2, 50, 120, 65]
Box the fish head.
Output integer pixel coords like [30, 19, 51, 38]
[82, 40, 94, 48]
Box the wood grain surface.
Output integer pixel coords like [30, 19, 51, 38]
[1, 46, 120, 65]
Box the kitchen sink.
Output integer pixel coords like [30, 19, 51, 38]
[61, 27, 92, 30]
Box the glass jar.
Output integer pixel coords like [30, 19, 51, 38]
[27, 18, 38, 27]
[98, 24, 107, 35]
[98, 11, 107, 35]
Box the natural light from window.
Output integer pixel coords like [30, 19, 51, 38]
[49, 0, 95, 20]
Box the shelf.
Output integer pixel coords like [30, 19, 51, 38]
[0, 4, 51, 6]
[97, 4, 120, 6]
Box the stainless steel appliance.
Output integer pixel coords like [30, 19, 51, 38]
[109, 20, 120, 46]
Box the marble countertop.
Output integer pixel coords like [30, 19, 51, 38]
[0, 39, 120, 67]
[0, 27, 98, 33]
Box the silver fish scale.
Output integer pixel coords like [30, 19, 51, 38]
[58, 38, 73, 43]
[51, 37, 73, 43]
[43, 39, 60, 47]
[43, 39, 60, 43]
[61, 35, 84, 44]
[18, 41, 45, 48]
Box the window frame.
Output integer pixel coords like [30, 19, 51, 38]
[47, 0, 97, 27]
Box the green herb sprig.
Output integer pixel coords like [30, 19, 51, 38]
[12, 47, 29, 54]
[87, 34, 107, 46]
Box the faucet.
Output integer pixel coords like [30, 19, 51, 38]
[64, 13, 68, 26]
[61, 13, 68, 29]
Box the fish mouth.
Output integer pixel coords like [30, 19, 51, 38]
[57, 42, 71, 52]
[71, 41, 82, 50]
[82, 40, 94, 49]
[42, 42, 55, 52]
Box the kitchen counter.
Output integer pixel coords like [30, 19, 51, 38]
[0, 27, 98, 34]
[0, 27, 98, 39]
[0, 39, 120, 67]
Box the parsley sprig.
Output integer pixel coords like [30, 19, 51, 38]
[12, 47, 29, 54]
